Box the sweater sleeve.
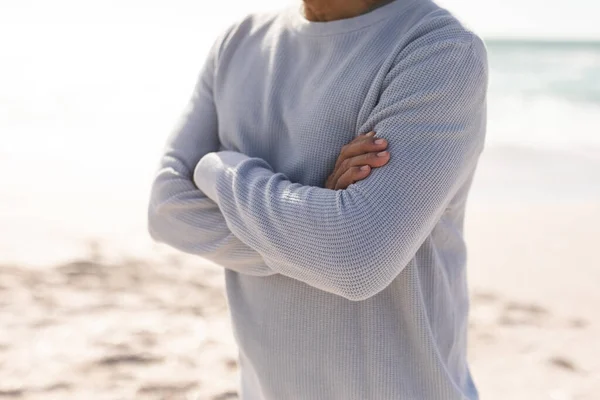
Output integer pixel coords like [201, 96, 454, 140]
[209, 34, 488, 299]
[147, 27, 275, 277]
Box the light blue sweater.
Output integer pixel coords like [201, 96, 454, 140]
[148, 0, 488, 398]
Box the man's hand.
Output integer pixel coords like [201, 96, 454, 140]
[325, 131, 390, 190]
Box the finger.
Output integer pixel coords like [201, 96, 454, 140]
[346, 150, 391, 169]
[334, 165, 371, 190]
[332, 146, 390, 185]
[330, 156, 354, 188]
[331, 150, 389, 185]
[324, 173, 335, 190]
[335, 133, 379, 168]
[336, 135, 388, 169]
[330, 150, 390, 185]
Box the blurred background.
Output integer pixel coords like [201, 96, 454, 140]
[1, 0, 599, 399]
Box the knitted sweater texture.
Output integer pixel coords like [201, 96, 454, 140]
[148, 0, 488, 398]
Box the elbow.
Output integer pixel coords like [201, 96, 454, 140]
[147, 202, 163, 243]
[337, 275, 389, 302]
[339, 288, 378, 302]
[147, 218, 160, 243]
[146, 182, 177, 245]
[147, 189, 171, 245]
[331, 245, 403, 302]
[321, 201, 406, 301]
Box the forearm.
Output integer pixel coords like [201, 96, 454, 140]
[148, 155, 276, 276]
[195, 34, 488, 299]
[197, 144, 480, 300]
[146, 23, 275, 277]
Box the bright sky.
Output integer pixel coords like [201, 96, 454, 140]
[1, 0, 599, 40]
[436, 0, 600, 40]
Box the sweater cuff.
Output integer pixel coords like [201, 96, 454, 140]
[194, 151, 251, 206]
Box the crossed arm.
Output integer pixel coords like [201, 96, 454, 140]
[146, 32, 388, 276]
[148, 32, 488, 300]
[146, 32, 276, 276]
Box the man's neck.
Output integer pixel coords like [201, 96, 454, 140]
[302, 0, 396, 22]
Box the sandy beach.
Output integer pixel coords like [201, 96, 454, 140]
[2, 1, 600, 398]
[466, 203, 600, 400]
[1, 146, 599, 399]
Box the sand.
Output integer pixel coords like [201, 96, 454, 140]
[0, 249, 240, 400]
[1, 147, 599, 399]
[466, 203, 600, 400]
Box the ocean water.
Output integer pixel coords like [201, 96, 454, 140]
[1, 3, 599, 264]
[2, 21, 598, 166]
[485, 40, 600, 150]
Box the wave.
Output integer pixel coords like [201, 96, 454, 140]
[486, 39, 600, 105]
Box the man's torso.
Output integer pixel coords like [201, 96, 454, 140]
[211, 2, 480, 399]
